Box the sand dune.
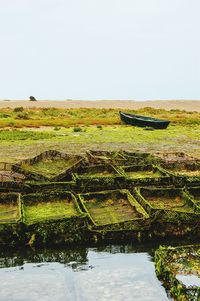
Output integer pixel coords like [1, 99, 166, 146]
[0, 100, 200, 112]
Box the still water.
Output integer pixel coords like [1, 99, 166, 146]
[0, 244, 170, 301]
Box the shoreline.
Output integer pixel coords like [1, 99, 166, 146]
[0, 100, 200, 111]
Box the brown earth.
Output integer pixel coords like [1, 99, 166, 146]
[0, 100, 200, 111]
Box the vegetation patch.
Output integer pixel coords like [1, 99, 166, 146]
[0, 107, 200, 128]
[0, 129, 55, 140]
[0, 124, 200, 162]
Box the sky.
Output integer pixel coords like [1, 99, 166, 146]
[0, 0, 199, 100]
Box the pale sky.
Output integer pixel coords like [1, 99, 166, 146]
[0, 0, 199, 100]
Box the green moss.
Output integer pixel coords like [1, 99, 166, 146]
[24, 201, 78, 224]
[83, 171, 114, 177]
[0, 150, 200, 247]
[0, 193, 21, 223]
[22, 192, 84, 225]
[188, 188, 200, 202]
[155, 245, 200, 301]
[134, 187, 200, 223]
[76, 167, 117, 178]
[86, 198, 142, 225]
[146, 195, 193, 211]
[21, 158, 79, 178]
[0, 203, 19, 222]
[124, 170, 161, 179]
[176, 170, 200, 176]
[79, 190, 148, 227]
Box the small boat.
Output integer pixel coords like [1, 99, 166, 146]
[119, 112, 170, 129]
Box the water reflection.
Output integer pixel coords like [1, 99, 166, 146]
[0, 247, 88, 269]
[0, 244, 169, 301]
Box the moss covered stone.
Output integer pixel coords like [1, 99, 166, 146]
[155, 245, 200, 300]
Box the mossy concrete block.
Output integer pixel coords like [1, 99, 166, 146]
[134, 187, 200, 223]
[78, 189, 149, 231]
[22, 191, 86, 225]
[155, 245, 200, 300]
[0, 193, 22, 224]
[12, 150, 84, 182]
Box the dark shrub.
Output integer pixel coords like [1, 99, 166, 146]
[13, 107, 24, 112]
[73, 127, 82, 132]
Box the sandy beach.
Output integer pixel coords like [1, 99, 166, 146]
[0, 100, 200, 112]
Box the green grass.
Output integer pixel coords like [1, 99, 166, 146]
[0, 107, 199, 163]
[0, 124, 199, 163]
[0, 129, 55, 140]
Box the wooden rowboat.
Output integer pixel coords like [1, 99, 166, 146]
[119, 112, 170, 129]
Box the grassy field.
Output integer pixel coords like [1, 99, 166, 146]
[0, 107, 200, 128]
[0, 107, 199, 163]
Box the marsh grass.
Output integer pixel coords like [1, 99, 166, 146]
[0, 107, 199, 163]
[0, 123, 199, 163]
[0, 129, 55, 140]
[0, 107, 200, 128]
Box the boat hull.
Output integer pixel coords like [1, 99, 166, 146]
[119, 112, 170, 129]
